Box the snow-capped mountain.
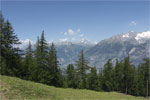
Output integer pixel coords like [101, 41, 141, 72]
[86, 31, 150, 68]
[135, 31, 150, 43]
[18, 31, 150, 68]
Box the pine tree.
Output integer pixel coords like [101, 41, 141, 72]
[48, 43, 63, 87]
[144, 58, 150, 98]
[34, 31, 49, 83]
[3, 20, 20, 49]
[0, 11, 22, 77]
[122, 55, 137, 95]
[66, 64, 76, 88]
[137, 63, 146, 96]
[113, 59, 124, 92]
[88, 67, 99, 91]
[137, 58, 150, 98]
[0, 11, 5, 73]
[97, 68, 103, 91]
[102, 59, 114, 92]
[33, 36, 40, 81]
[0, 10, 5, 55]
[23, 41, 35, 80]
[76, 49, 89, 89]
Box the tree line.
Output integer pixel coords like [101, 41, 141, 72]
[0, 11, 150, 98]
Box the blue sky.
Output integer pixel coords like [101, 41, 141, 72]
[1, 1, 149, 43]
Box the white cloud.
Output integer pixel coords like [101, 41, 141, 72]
[68, 29, 75, 35]
[61, 29, 76, 36]
[61, 32, 67, 35]
[135, 31, 150, 41]
[20, 39, 33, 44]
[72, 37, 76, 41]
[129, 21, 136, 26]
[79, 34, 84, 37]
[13, 39, 34, 49]
[59, 38, 68, 42]
[48, 40, 54, 44]
[64, 32, 67, 35]
[77, 29, 80, 32]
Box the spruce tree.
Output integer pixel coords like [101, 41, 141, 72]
[48, 43, 63, 87]
[97, 68, 103, 91]
[23, 41, 35, 80]
[76, 49, 89, 89]
[0, 11, 22, 77]
[88, 67, 99, 91]
[113, 59, 124, 91]
[144, 58, 150, 98]
[137, 63, 146, 96]
[122, 55, 137, 95]
[34, 31, 49, 83]
[137, 58, 150, 97]
[66, 64, 76, 88]
[102, 59, 114, 91]
[34, 36, 40, 81]
[0, 10, 5, 54]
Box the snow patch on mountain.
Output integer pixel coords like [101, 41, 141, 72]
[122, 33, 129, 38]
[129, 48, 136, 54]
[135, 31, 150, 43]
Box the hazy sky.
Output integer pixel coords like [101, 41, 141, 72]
[1, 0, 149, 43]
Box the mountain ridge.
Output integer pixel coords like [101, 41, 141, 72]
[86, 31, 150, 68]
[16, 31, 150, 68]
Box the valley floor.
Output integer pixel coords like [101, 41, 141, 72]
[0, 75, 149, 100]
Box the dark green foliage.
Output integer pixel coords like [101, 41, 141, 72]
[76, 49, 89, 89]
[38, 31, 49, 84]
[0, 10, 5, 52]
[88, 67, 99, 91]
[102, 59, 114, 91]
[23, 41, 35, 80]
[137, 58, 150, 97]
[34, 31, 49, 83]
[0, 11, 22, 77]
[48, 43, 63, 87]
[122, 55, 137, 95]
[97, 68, 103, 91]
[113, 59, 124, 92]
[66, 64, 77, 88]
[33, 36, 40, 81]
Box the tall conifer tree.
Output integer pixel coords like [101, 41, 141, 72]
[48, 43, 62, 87]
[23, 41, 35, 80]
[66, 64, 76, 88]
[88, 67, 99, 91]
[76, 49, 89, 89]
[102, 59, 113, 91]
[0, 11, 22, 77]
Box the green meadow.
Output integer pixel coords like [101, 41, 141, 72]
[0, 75, 148, 100]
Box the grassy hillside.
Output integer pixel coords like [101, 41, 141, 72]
[0, 75, 148, 100]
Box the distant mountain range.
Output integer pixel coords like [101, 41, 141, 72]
[19, 31, 150, 68]
[86, 31, 150, 68]
[56, 31, 150, 68]
[55, 39, 95, 68]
